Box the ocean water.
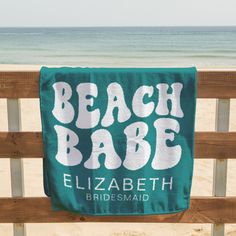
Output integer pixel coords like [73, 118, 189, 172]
[0, 26, 235, 67]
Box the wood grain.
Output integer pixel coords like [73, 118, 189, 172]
[0, 132, 235, 159]
[0, 71, 39, 99]
[0, 197, 235, 223]
[197, 70, 236, 98]
[0, 70, 236, 98]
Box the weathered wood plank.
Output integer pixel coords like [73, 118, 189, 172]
[7, 99, 26, 236]
[197, 70, 236, 98]
[0, 71, 39, 99]
[195, 132, 236, 159]
[0, 197, 235, 223]
[0, 132, 43, 158]
[212, 99, 230, 236]
[0, 70, 236, 98]
[0, 132, 235, 159]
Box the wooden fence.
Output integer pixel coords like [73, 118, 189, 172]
[0, 70, 236, 236]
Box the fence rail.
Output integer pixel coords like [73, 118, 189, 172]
[0, 197, 236, 223]
[0, 70, 236, 98]
[0, 132, 236, 159]
[0, 69, 236, 236]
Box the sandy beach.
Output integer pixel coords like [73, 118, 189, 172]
[0, 65, 236, 236]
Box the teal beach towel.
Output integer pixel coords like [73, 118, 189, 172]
[40, 67, 197, 215]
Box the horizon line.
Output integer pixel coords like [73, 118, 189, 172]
[0, 25, 236, 28]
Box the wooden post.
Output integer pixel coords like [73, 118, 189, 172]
[7, 99, 26, 236]
[212, 99, 230, 236]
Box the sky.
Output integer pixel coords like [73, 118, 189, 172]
[0, 0, 236, 27]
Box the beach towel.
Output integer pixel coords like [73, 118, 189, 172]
[40, 67, 197, 215]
